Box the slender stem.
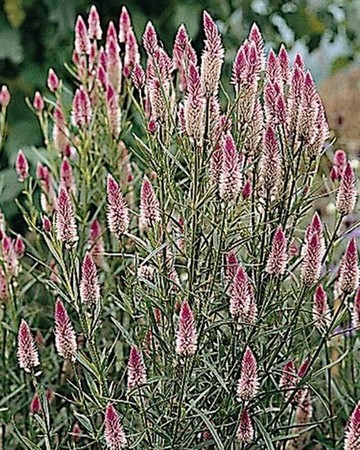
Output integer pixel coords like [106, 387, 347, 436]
[171, 359, 188, 447]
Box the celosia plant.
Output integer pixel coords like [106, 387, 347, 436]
[0, 5, 359, 449]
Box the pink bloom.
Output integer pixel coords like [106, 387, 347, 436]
[47, 68, 60, 93]
[119, 6, 131, 43]
[266, 226, 287, 275]
[55, 186, 78, 249]
[184, 62, 205, 145]
[131, 62, 145, 90]
[75, 15, 91, 55]
[278, 45, 291, 85]
[71, 422, 82, 441]
[301, 232, 323, 287]
[334, 149, 347, 173]
[17, 319, 40, 373]
[200, 11, 224, 98]
[143, 21, 159, 56]
[0, 85, 11, 107]
[352, 289, 360, 330]
[345, 401, 360, 450]
[72, 87, 92, 128]
[176, 301, 197, 357]
[237, 346, 259, 401]
[236, 408, 254, 443]
[42, 215, 52, 233]
[259, 125, 281, 195]
[106, 22, 122, 92]
[338, 238, 359, 294]
[242, 178, 252, 199]
[14, 234, 25, 257]
[60, 158, 76, 194]
[219, 133, 242, 202]
[88, 5, 102, 40]
[336, 162, 357, 216]
[54, 299, 77, 361]
[230, 265, 257, 324]
[80, 252, 100, 307]
[124, 27, 140, 78]
[313, 284, 331, 330]
[30, 393, 42, 414]
[104, 403, 127, 449]
[127, 346, 147, 391]
[140, 176, 161, 230]
[248, 23, 264, 70]
[33, 91, 44, 112]
[15, 150, 29, 182]
[107, 174, 130, 238]
[225, 250, 239, 281]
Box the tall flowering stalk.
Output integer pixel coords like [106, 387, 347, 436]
[104, 404, 127, 450]
[54, 299, 77, 361]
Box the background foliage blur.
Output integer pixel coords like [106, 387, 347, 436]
[0, 0, 359, 225]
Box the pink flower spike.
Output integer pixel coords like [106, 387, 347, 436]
[127, 346, 147, 391]
[280, 360, 297, 399]
[338, 238, 359, 294]
[242, 178, 252, 199]
[106, 83, 121, 138]
[88, 5, 102, 40]
[80, 252, 100, 307]
[225, 250, 239, 281]
[131, 62, 145, 90]
[277, 44, 291, 85]
[334, 149, 347, 171]
[236, 408, 254, 443]
[237, 346, 259, 401]
[72, 87, 92, 128]
[89, 219, 105, 267]
[313, 284, 331, 330]
[260, 125, 281, 195]
[140, 176, 161, 230]
[15, 150, 29, 182]
[17, 319, 40, 373]
[176, 301, 198, 357]
[30, 393, 42, 414]
[60, 158, 76, 194]
[104, 403, 127, 449]
[301, 232, 323, 287]
[336, 162, 357, 216]
[266, 226, 287, 275]
[14, 235, 25, 257]
[47, 68, 60, 93]
[42, 215, 52, 233]
[219, 132, 242, 202]
[54, 299, 77, 361]
[0, 85, 11, 107]
[143, 21, 158, 56]
[201, 11, 224, 98]
[344, 401, 360, 450]
[352, 289, 360, 330]
[55, 185, 78, 249]
[119, 6, 131, 43]
[107, 174, 130, 238]
[33, 91, 44, 113]
[229, 265, 255, 323]
[75, 15, 91, 54]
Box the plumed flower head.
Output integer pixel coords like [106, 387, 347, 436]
[266, 226, 287, 275]
[259, 125, 281, 196]
[88, 5, 102, 40]
[54, 299, 77, 361]
[30, 393, 42, 415]
[301, 232, 323, 287]
[104, 403, 127, 450]
[336, 162, 357, 216]
[345, 401, 360, 450]
[107, 174, 130, 238]
[80, 252, 100, 307]
[127, 346, 147, 391]
[143, 21, 158, 56]
[140, 176, 161, 230]
[75, 15, 90, 55]
[55, 185, 78, 249]
[313, 284, 331, 330]
[219, 132, 242, 202]
[236, 408, 254, 443]
[15, 150, 29, 182]
[338, 238, 359, 294]
[17, 319, 40, 373]
[237, 346, 259, 401]
[176, 301, 197, 357]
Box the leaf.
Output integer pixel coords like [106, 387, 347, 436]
[254, 418, 276, 449]
[73, 411, 93, 433]
[189, 405, 224, 450]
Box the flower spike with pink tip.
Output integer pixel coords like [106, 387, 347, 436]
[54, 299, 77, 361]
[127, 346, 147, 391]
[17, 319, 40, 373]
[107, 174, 130, 238]
[237, 346, 259, 401]
[55, 185, 78, 249]
[80, 252, 100, 307]
[176, 301, 197, 357]
[104, 403, 127, 449]
[266, 226, 287, 275]
[344, 401, 360, 450]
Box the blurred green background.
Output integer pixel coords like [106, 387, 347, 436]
[0, 0, 359, 227]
